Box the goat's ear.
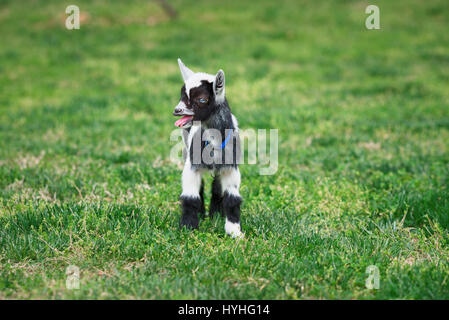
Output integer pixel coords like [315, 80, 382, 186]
[213, 69, 225, 103]
[178, 58, 194, 82]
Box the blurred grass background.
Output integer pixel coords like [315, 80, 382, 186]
[0, 0, 448, 299]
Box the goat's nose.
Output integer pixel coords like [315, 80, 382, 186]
[174, 107, 182, 114]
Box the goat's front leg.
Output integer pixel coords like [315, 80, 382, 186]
[180, 162, 202, 230]
[220, 167, 243, 238]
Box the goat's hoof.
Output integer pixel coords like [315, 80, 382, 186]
[180, 216, 199, 230]
[225, 220, 244, 239]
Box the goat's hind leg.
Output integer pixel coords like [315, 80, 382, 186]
[209, 174, 223, 219]
[199, 179, 206, 219]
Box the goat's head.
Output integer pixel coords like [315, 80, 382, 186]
[173, 58, 225, 128]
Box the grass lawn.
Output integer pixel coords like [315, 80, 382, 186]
[1, 0, 449, 299]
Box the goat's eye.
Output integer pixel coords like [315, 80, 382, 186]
[199, 98, 207, 104]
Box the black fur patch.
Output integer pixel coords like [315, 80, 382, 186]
[222, 191, 242, 224]
[180, 195, 202, 230]
[189, 81, 218, 122]
[209, 175, 223, 218]
[199, 179, 206, 219]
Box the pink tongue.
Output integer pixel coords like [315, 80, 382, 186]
[174, 115, 193, 127]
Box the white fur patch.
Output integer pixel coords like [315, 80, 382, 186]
[220, 167, 241, 197]
[175, 101, 194, 115]
[185, 72, 215, 98]
[231, 113, 239, 133]
[181, 124, 205, 197]
[225, 219, 243, 239]
[213, 70, 225, 104]
[181, 158, 202, 198]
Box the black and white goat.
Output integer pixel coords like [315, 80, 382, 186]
[173, 59, 243, 238]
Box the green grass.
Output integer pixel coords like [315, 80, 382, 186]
[1, 0, 449, 299]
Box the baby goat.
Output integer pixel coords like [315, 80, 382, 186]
[173, 59, 243, 238]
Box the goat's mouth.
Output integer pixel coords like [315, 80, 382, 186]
[174, 115, 193, 128]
